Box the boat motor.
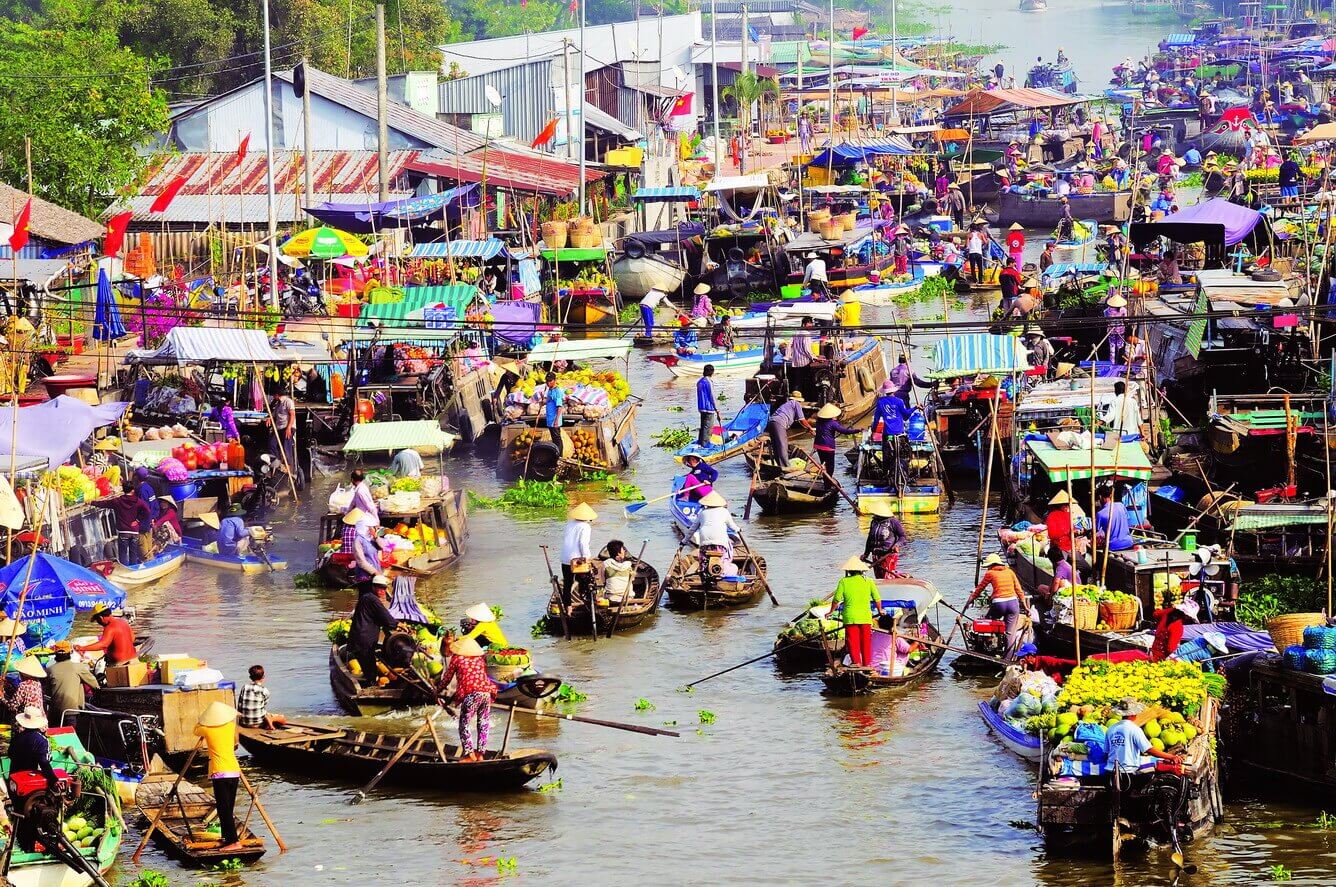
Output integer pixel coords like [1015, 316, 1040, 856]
[3, 768, 109, 886]
[699, 544, 731, 578]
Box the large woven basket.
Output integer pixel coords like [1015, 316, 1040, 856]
[541, 221, 568, 249]
[1269, 613, 1326, 651]
[1099, 598, 1140, 631]
[1072, 598, 1099, 631]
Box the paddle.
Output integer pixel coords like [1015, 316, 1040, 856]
[625, 479, 706, 516]
[732, 526, 777, 606]
[505, 705, 680, 737]
[743, 435, 767, 521]
[539, 545, 570, 640]
[685, 623, 845, 688]
[350, 717, 434, 804]
[792, 445, 861, 514]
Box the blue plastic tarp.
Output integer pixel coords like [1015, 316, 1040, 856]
[0, 396, 127, 470]
[805, 140, 913, 167]
[0, 553, 126, 646]
[927, 334, 1030, 379]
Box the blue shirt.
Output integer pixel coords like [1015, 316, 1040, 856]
[1106, 719, 1152, 772]
[544, 385, 565, 428]
[696, 377, 717, 413]
[674, 329, 697, 351]
[873, 394, 912, 436]
[771, 399, 805, 428]
[1096, 501, 1134, 551]
[1183, 148, 1202, 166]
[218, 517, 247, 554]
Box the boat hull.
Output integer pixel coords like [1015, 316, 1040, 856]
[173, 538, 286, 573]
[610, 254, 686, 300]
[819, 623, 945, 695]
[110, 549, 185, 586]
[978, 700, 1042, 760]
[998, 191, 1131, 226]
[857, 487, 942, 515]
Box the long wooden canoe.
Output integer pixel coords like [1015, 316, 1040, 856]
[662, 541, 768, 611]
[546, 554, 661, 635]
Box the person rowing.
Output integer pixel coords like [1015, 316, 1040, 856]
[862, 500, 907, 578]
[679, 454, 717, 501]
[684, 491, 738, 561]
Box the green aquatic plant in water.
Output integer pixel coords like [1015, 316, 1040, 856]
[468, 480, 569, 511]
[652, 425, 694, 449]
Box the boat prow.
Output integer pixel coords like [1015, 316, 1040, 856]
[174, 537, 287, 573]
[978, 700, 1043, 761]
[108, 548, 185, 586]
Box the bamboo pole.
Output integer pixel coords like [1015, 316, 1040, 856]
[973, 397, 1000, 586]
[237, 770, 287, 851]
[1325, 409, 1333, 614]
[133, 742, 201, 862]
[253, 362, 300, 505]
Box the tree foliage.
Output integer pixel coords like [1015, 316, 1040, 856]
[0, 20, 169, 216]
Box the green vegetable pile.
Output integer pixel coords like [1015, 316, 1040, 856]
[327, 619, 351, 645]
[1055, 585, 1135, 605]
[390, 476, 422, 493]
[652, 425, 694, 449]
[469, 480, 570, 511]
[780, 616, 840, 643]
[1234, 574, 1325, 630]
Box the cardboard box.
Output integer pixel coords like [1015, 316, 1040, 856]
[158, 656, 207, 684]
[104, 660, 149, 688]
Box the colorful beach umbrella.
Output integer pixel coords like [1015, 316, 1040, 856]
[92, 267, 126, 342]
[281, 226, 369, 259]
[0, 553, 126, 646]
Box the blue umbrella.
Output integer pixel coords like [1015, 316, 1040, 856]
[92, 267, 126, 342]
[0, 553, 126, 647]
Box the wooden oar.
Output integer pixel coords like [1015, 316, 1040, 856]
[237, 770, 287, 852]
[792, 445, 861, 514]
[624, 480, 706, 516]
[133, 742, 201, 862]
[539, 544, 570, 640]
[743, 436, 767, 521]
[503, 704, 680, 737]
[686, 623, 845, 688]
[733, 526, 778, 605]
[350, 718, 434, 804]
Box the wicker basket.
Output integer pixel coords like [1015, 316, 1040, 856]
[819, 221, 841, 241]
[839, 212, 856, 232]
[1099, 598, 1140, 631]
[541, 221, 568, 249]
[1072, 598, 1099, 631]
[1268, 613, 1326, 651]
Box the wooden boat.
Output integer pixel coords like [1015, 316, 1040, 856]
[821, 621, 946, 695]
[610, 251, 686, 300]
[173, 536, 286, 573]
[744, 445, 839, 514]
[545, 551, 661, 635]
[667, 474, 745, 539]
[820, 577, 946, 695]
[329, 644, 558, 716]
[673, 402, 771, 465]
[978, 699, 1043, 760]
[646, 346, 765, 378]
[498, 397, 641, 481]
[998, 190, 1132, 227]
[852, 434, 944, 515]
[1038, 698, 1223, 858]
[134, 770, 266, 867]
[850, 266, 927, 306]
[109, 547, 185, 586]
[238, 721, 557, 792]
[662, 541, 768, 610]
[317, 489, 469, 585]
[773, 601, 847, 670]
[1053, 219, 1099, 253]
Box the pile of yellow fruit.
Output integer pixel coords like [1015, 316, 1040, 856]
[1059, 659, 1208, 714]
[516, 368, 632, 407]
[569, 428, 603, 465]
[510, 427, 541, 463]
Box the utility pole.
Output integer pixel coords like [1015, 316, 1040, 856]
[301, 56, 313, 210]
[891, 0, 898, 124]
[376, 0, 389, 202]
[827, 0, 835, 145]
[709, 0, 721, 171]
[563, 39, 574, 161]
[740, 3, 749, 173]
[261, 0, 279, 307]
[578, 0, 588, 213]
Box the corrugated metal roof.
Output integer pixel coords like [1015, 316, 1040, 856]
[408, 150, 604, 197]
[116, 192, 414, 226]
[582, 103, 643, 140]
[943, 87, 1084, 117]
[0, 182, 103, 245]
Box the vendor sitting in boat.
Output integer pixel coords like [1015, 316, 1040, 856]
[673, 316, 698, 354]
[685, 491, 739, 562]
[601, 540, 635, 602]
[460, 602, 508, 650]
[199, 509, 252, 557]
[679, 454, 717, 501]
[711, 315, 735, 350]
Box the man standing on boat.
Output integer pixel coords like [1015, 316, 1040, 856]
[944, 183, 967, 231]
[862, 501, 907, 578]
[696, 364, 721, 447]
[802, 252, 829, 301]
[560, 503, 596, 608]
[543, 372, 567, 458]
[965, 224, 986, 283]
[787, 317, 817, 395]
[766, 391, 813, 471]
[349, 575, 397, 684]
[638, 289, 678, 338]
[76, 604, 137, 668]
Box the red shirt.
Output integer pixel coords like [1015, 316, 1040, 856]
[1150, 609, 1184, 661]
[440, 654, 497, 702]
[78, 617, 137, 664]
[1046, 508, 1073, 553]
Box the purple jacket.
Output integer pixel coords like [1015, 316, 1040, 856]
[813, 417, 857, 452]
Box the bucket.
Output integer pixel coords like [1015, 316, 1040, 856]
[1182, 531, 1197, 552]
[169, 481, 199, 501]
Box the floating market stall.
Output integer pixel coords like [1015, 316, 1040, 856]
[540, 242, 618, 328]
[922, 334, 1029, 482]
[1032, 659, 1224, 859]
[317, 421, 467, 582]
[744, 323, 889, 422]
[496, 340, 640, 480]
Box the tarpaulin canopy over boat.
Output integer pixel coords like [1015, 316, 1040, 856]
[0, 553, 126, 645]
[406, 239, 508, 260]
[344, 420, 458, 455]
[633, 186, 701, 203]
[1129, 198, 1271, 264]
[0, 396, 127, 470]
[926, 334, 1031, 379]
[128, 328, 331, 365]
[306, 185, 479, 233]
[943, 87, 1084, 118]
[805, 138, 915, 167]
[1025, 438, 1155, 482]
[623, 222, 707, 247]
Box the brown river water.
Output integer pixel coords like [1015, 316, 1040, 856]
[109, 295, 1336, 885]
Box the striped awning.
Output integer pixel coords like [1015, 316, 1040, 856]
[1164, 33, 1195, 46]
[634, 186, 700, 203]
[343, 420, 457, 454]
[358, 284, 480, 324]
[1230, 506, 1330, 531]
[407, 239, 506, 260]
[1027, 439, 1154, 483]
[927, 334, 1030, 379]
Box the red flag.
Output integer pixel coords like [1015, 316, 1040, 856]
[8, 199, 31, 253]
[234, 133, 251, 169]
[531, 117, 559, 149]
[149, 175, 187, 214]
[568, 0, 576, 11]
[668, 92, 694, 116]
[103, 212, 133, 258]
[852, 26, 868, 40]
